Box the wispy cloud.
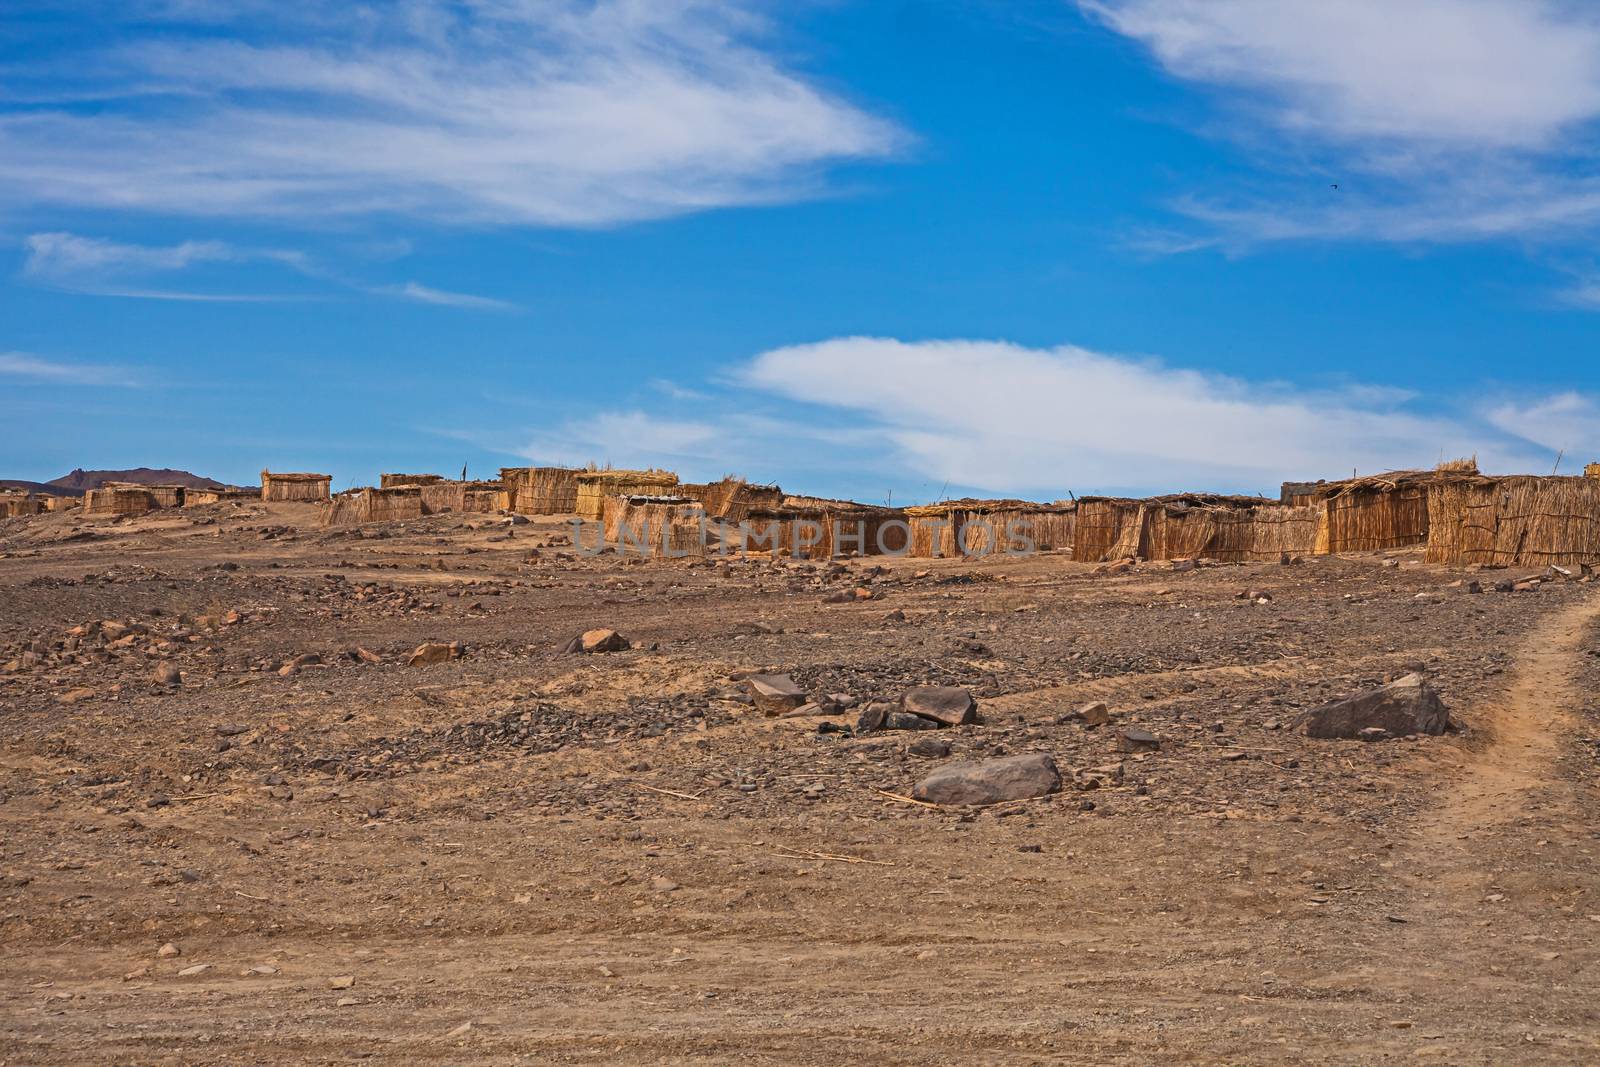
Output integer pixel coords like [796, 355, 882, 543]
[384, 282, 516, 311]
[0, 2, 901, 227]
[1082, 0, 1600, 249]
[0, 350, 138, 387]
[22, 231, 512, 309]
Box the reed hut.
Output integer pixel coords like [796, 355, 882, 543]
[679, 478, 785, 522]
[905, 499, 1076, 558]
[601, 495, 707, 556]
[83, 486, 156, 517]
[380, 473, 444, 488]
[1302, 468, 1477, 554]
[1586, 462, 1600, 480]
[1426, 475, 1600, 567]
[0, 492, 44, 518]
[41, 495, 80, 513]
[323, 486, 423, 527]
[261, 471, 332, 503]
[500, 466, 580, 514]
[574, 469, 679, 521]
[742, 498, 907, 559]
[418, 480, 504, 515]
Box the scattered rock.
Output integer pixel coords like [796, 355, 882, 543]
[1075, 701, 1110, 727]
[329, 975, 355, 990]
[153, 662, 182, 686]
[745, 674, 807, 716]
[580, 629, 630, 653]
[883, 710, 940, 731]
[911, 753, 1062, 806]
[907, 737, 952, 758]
[407, 641, 464, 667]
[1115, 727, 1160, 753]
[1301, 673, 1449, 739]
[901, 686, 978, 726]
[354, 646, 384, 664]
[156, 942, 181, 959]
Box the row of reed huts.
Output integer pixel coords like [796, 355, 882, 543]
[12, 459, 1600, 568]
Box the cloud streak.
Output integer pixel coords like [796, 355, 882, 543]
[0, 351, 138, 387]
[0, 2, 901, 227]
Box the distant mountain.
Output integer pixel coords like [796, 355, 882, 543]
[0, 478, 76, 497]
[40, 468, 240, 496]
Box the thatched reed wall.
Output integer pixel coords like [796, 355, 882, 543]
[1301, 472, 1472, 554]
[143, 485, 185, 508]
[500, 467, 579, 514]
[905, 500, 1076, 558]
[1586, 463, 1600, 480]
[418, 480, 504, 515]
[261, 471, 331, 502]
[323, 486, 423, 527]
[42, 495, 80, 513]
[1427, 475, 1600, 566]
[1072, 498, 1144, 562]
[183, 488, 259, 506]
[680, 478, 784, 522]
[575, 469, 679, 520]
[742, 501, 907, 559]
[380, 473, 444, 488]
[600, 495, 707, 556]
[83, 486, 155, 517]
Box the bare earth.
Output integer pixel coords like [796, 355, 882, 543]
[2, 501, 1598, 1064]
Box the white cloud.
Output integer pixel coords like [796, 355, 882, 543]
[735, 336, 1543, 493]
[1486, 392, 1600, 461]
[1085, 0, 1600, 150]
[518, 411, 724, 468]
[0, 2, 900, 226]
[1083, 0, 1600, 247]
[386, 282, 515, 311]
[0, 351, 137, 386]
[24, 232, 234, 275]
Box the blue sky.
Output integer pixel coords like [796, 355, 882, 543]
[5, 0, 1600, 501]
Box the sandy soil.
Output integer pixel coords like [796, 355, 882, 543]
[2, 501, 1598, 1064]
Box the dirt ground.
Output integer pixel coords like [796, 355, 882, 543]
[2, 500, 1599, 1065]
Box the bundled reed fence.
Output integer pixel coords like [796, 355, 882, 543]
[183, 487, 260, 506]
[0, 493, 44, 518]
[741, 499, 906, 559]
[323, 486, 423, 527]
[418, 480, 504, 515]
[1426, 475, 1600, 566]
[261, 471, 332, 502]
[574, 469, 679, 520]
[905, 499, 1075, 558]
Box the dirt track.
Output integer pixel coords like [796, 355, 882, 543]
[2, 502, 1599, 1064]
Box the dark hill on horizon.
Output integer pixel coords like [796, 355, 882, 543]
[2, 468, 240, 497]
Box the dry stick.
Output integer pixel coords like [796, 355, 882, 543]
[873, 789, 942, 810]
[638, 784, 704, 801]
[774, 845, 895, 867]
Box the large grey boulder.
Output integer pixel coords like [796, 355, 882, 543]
[911, 753, 1062, 806]
[1302, 673, 1449, 739]
[901, 686, 978, 726]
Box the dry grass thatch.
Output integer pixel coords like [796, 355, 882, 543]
[1308, 471, 1470, 554]
[1427, 475, 1600, 566]
[574, 469, 679, 520]
[261, 471, 332, 502]
[41, 495, 80, 513]
[1586, 462, 1600, 480]
[323, 486, 423, 527]
[380, 473, 444, 488]
[679, 478, 784, 522]
[183, 488, 260, 506]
